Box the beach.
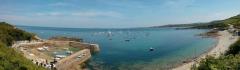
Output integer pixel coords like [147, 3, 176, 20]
[172, 30, 239, 70]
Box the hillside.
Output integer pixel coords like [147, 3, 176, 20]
[223, 15, 240, 28]
[0, 22, 35, 46]
[154, 14, 240, 29]
[0, 22, 45, 70]
[191, 15, 240, 29]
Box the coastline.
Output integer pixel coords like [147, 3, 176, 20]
[172, 30, 239, 70]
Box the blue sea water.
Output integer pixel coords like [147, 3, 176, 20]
[18, 26, 217, 70]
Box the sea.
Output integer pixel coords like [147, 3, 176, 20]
[18, 26, 217, 70]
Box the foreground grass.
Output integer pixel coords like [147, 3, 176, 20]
[0, 43, 45, 70]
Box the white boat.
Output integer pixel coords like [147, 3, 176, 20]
[66, 51, 73, 54]
[149, 47, 154, 51]
[107, 31, 112, 37]
[56, 55, 66, 58]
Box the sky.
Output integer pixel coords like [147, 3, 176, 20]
[0, 0, 240, 28]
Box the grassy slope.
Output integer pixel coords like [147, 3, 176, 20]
[0, 22, 45, 70]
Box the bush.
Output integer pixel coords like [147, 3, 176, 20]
[226, 38, 240, 55]
[194, 55, 240, 70]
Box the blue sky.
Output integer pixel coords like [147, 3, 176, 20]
[0, 0, 240, 28]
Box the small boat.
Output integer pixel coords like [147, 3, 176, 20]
[149, 47, 154, 51]
[125, 39, 130, 42]
[56, 55, 66, 58]
[66, 51, 73, 54]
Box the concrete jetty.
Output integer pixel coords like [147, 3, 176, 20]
[56, 49, 91, 70]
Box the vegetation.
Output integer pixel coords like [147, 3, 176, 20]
[224, 15, 240, 28]
[193, 55, 240, 70]
[0, 43, 45, 70]
[193, 38, 240, 70]
[155, 14, 240, 29]
[191, 20, 227, 29]
[192, 15, 240, 29]
[226, 38, 240, 55]
[0, 22, 45, 70]
[0, 22, 35, 46]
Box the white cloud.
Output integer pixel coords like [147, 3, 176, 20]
[49, 2, 70, 6]
[96, 0, 147, 9]
[71, 11, 123, 18]
[1, 15, 28, 21]
[35, 12, 63, 16]
[0, 10, 125, 28]
[48, 12, 62, 16]
[162, 0, 195, 9]
[34, 11, 124, 18]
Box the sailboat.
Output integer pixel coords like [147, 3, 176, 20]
[107, 31, 112, 37]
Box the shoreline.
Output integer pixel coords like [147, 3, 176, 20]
[172, 30, 239, 70]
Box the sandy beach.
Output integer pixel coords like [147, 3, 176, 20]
[172, 30, 239, 70]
